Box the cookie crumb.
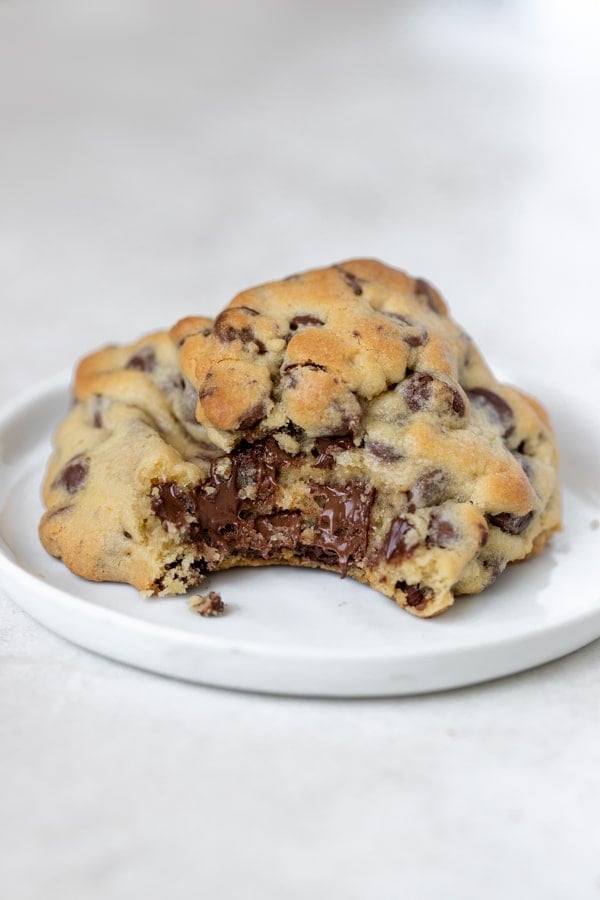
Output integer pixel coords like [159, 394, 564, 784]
[591, 519, 599, 531]
[188, 591, 226, 617]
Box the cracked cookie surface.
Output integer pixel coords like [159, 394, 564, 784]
[39, 259, 561, 617]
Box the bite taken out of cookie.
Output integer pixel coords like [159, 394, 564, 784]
[39, 259, 561, 617]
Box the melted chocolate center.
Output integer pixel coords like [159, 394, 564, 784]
[151, 437, 375, 577]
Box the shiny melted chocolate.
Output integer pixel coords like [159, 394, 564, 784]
[151, 436, 374, 577]
[308, 481, 375, 576]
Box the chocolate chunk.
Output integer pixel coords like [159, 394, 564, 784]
[467, 388, 515, 438]
[289, 314, 324, 330]
[383, 517, 416, 562]
[384, 313, 428, 347]
[405, 332, 428, 349]
[283, 362, 327, 388]
[151, 482, 190, 527]
[283, 362, 327, 375]
[365, 441, 403, 462]
[309, 481, 375, 576]
[54, 456, 89, 494]
[297, 545, 340, 567]
[335, 266, 364, 296]
[449, 386, 466, 417]
[478, 522, 489, 547]
[414, 278, 444, 314]
[403, 372, 433, 411]
[255, 511, 302, 547]
[198, 377, 215, 401]
[427, 512, 456, 548]
[213, 311, 266, 353]
[409, 469, 447, 507]
[338, 411, 362, 439]
[403, 372, 464, 419]
[237, 402, 266, 431]
[487, 511, 534, 535]
[395, 580, 432, 610]
[126, 347, 156, 372]
[236, 439, 290, 500]
[312, 435, 355, 468]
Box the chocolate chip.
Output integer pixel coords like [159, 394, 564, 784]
[213, 311, 266, 353]
[335, 266, 364, 296]
[289, 314, 324, 330]
[467, 388, 515, 438]
[450, 386, 466, 417]
[309, 480, 375, 576]
[409, 469, 447, 507]
[338, 411, 362, 439]
[163, 439, 295, 553]
[403, 372, 464, 419]
[151, 482, 190, 527]
[414, 278, 444, 314]
[365, 441, 403, 462]
[126, 347, 157, 372]
[54, 456, 89, 494]
[255, 511, 302, 546]
[383, 517, 416, 562]
[384, 312, 428, 347]
[395, 580, 432, 610]
[405, 332, 428, 348]
[282, 362, 327, 389]
[487, 511, 534, 535]
[283, 362, 327, 374]
[427, 512, 456, 548]
[403, 372, 434, 411]
[312, 435, 355, 468]
[236, 402, 265, 431]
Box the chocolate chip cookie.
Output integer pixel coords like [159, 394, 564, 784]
[39, 260, 561, 617]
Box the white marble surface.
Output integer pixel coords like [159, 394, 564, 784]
[1, 1, 600, 897]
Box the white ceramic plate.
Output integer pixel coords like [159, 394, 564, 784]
[0, 373, 599, 696]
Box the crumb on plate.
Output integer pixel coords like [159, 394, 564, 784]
[187, 591, 226, 617]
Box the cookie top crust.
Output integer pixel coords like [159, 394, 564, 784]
[175, 259, 464, 449]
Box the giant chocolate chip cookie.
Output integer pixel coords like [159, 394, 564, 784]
[39, 260, 561, 617]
